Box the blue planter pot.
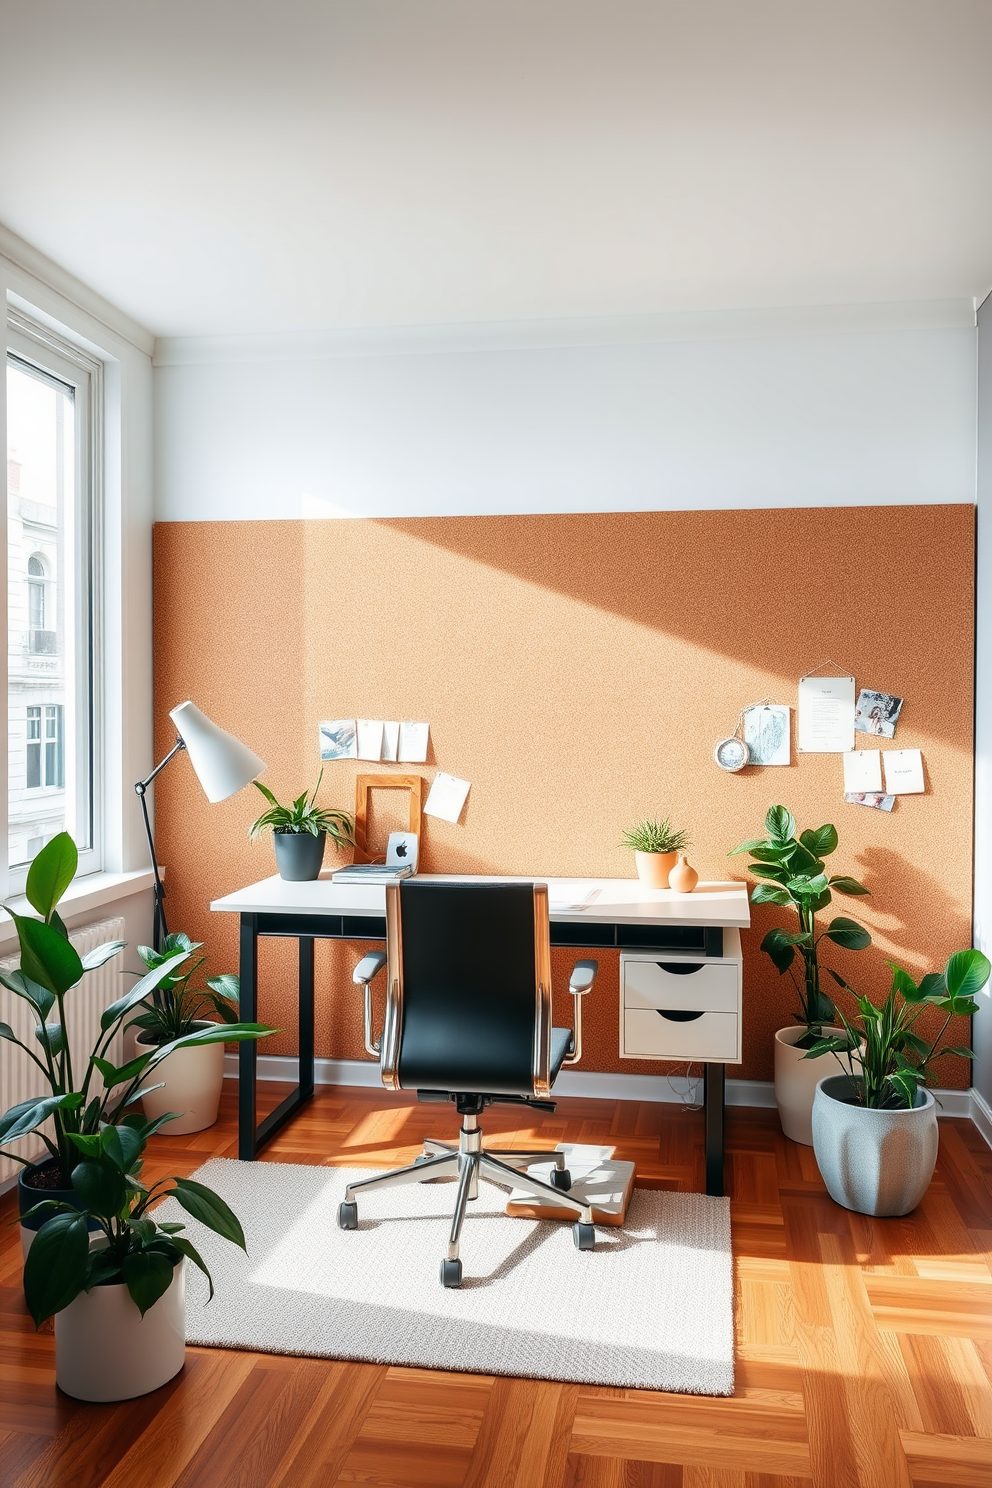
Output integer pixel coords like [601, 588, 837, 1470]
[18, 1159, 98, 1254]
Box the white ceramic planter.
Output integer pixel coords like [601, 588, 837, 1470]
[811, 1074, 939, 1217]
[773, 1026, 847, 1145]
[138, 1022, 225, 1134]
[55, 1261, 186, 1401]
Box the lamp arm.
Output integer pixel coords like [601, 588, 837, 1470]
[134, 737, 187, 949]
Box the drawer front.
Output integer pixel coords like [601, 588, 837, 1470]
[622, 957, 739, 1014]
[622, 1008, 741, 1062]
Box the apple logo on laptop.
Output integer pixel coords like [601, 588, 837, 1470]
[395, 842, 408, 858]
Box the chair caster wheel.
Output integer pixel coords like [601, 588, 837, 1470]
[338, 1201, 358, 1230]
[573, 1222, 595, 1251]
[440, 1258, 463, 1288]
[551, 1167, 572, 1191]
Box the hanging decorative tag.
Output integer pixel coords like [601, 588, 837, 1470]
[742, 702, 790, 766]
[714, 735, 750, 772]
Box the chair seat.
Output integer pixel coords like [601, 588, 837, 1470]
[550, 1026, 573, 1083]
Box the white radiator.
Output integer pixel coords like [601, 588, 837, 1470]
[0, 916, 127, 1185]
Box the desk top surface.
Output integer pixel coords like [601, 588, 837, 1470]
[211, 873, 751, 928]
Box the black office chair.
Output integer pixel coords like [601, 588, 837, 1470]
[338, 880, 600, 1287]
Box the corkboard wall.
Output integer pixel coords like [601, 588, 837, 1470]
[153, 506, 975, 1085]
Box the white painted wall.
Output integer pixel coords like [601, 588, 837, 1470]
[974, 289, 992, 1119]
[154, 310, 977, 522]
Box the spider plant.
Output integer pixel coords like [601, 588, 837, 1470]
[248, 769, 354, 845]
[619, 817, 691, 854]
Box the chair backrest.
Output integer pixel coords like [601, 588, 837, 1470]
[381, 880, 553, 1099]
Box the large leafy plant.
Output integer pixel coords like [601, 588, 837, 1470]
[0, 833, 271, 1184]
[22, 1113, 246, 1325]
[127, 931, 243, 1046]
[249, 769, 354, 844]
[729, 805, 872, 1047]
[806, 949, 990, 1109]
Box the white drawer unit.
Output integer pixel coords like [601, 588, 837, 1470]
[619, 931, 743, 1065]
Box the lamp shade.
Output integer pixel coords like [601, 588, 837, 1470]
[169, 701, 266, 803]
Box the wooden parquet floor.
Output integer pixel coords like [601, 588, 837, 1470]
[1, 1083, 991, 1488]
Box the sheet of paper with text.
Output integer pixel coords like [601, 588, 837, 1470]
[798, 675, 855, 752]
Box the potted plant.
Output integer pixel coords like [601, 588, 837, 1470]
[249, 769, 355, 881]
[127, 933, 254, 1134]
[729, 805, 871, 1144]
[620, 816, 691, 888]
[806, 949, 989, 1215]
[22, 1114, 248, 1400]
[0, 832, 270, 1252]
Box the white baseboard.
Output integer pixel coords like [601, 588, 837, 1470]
[972, 1087, 992, 1148]
[223, 1053, 974, 1120]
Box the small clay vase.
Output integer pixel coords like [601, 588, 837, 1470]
[669, 852, 699, 894]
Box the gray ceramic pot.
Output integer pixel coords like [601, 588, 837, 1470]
[811, 1073, 938, 1217]
[273, 830, 326, 881]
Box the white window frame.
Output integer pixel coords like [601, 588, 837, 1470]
[5, 309, 103, 891]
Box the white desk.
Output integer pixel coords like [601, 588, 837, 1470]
[212, 873, 750, 1192]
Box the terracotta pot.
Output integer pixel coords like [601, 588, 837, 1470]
[812, 1074, 938, 1216]
[634, 851, 678, 888]
[774, 1026, 848, 1145]
[55, 1260, 186, 1401]
[669, 853, 699, 893]
[138, 1022, 225, 1134]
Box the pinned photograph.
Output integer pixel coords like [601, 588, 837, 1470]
[844, 791, 895, 812]
[318, 719, 358, 760]
[743, 704, 790, 766]
[854, 689, 904, 739]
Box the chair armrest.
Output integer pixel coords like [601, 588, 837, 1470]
[562, 959, 598, 1065]
[353, 952, 387, 1056]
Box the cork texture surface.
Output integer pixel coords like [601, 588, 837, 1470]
[152, 506, 975, 1085]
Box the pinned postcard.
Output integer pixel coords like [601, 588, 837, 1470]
[743, 704, 790, 766]
[843, 749, 882, 794]
[356, 719, 384, 761]
[381, 722, 400, 763]
[883, 748, 925, 795]
[798, 672, 855, 753]
[398, 721, 430, 763]
[424, 772, 471, 824]
[854, 689, 904, 739]
[845, 792, 895, 812]
[318, 719, 357, 760]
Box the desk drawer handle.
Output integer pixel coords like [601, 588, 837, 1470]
[656, 1009, 705, 1023]
[657, 962, 704, 975]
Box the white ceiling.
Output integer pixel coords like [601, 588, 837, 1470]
[1, 1, 991, 339]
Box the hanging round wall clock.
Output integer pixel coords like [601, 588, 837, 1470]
[713, 735, 750, 773]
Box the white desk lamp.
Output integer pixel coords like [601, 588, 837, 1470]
[136, 700, 266, 947]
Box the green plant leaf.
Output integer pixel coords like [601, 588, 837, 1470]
[748, 864, 790, 883]
[823, 917, 871, 951]
[0, 1093, 77, 1146]
[726, 838, 769, 856]
[5, 914, 84, 998]
[936, 1045, 974, 1060]
[764, 805, 796, 843]
[171, 1177, 247, 1250]
[750, 883, 793, 907]
[34, 1020, 66, 1058]
[944, 949, 992, 1001]
[887, 1069, 920, 1110]
[91, 1051, 153, 1090]
[0, 969, 56, 1019]
[22, 1211, 90, 1327]
[168, 1235, 216, 1302]
[888, 964, 919, 1000]
[24, 832, 78, 922]
[70, 1157, 128, 1219]
[121, 1249, 177, 1317]
[79, 940, 125, 972]
[760, 926, 799, 973]
[782, 843, 823, 878]
[252, 779, 279, 806]
[827, 876, 870, 896]
[100, 1122, 143, 1172]
[145, 1023, 271, 1068]
[99, 949, 189, 1031]
[799, 824, 838, 857]
[66, 1132, 102, 1158]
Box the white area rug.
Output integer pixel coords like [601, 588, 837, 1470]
[160, 1158, 734, 1395]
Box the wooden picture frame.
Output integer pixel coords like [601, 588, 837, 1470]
[353, 774, 422, 863]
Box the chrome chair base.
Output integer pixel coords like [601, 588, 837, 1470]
[338, 1113, 596, 1286]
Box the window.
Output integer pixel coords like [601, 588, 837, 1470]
[26, 704, 64, 790]
[5, 311, 100, 885]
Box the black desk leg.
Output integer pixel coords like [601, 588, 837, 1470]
[703, 1063, 726, 1197]
[241, 930, 317, 1160]
[238, 913, 259, 1160]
